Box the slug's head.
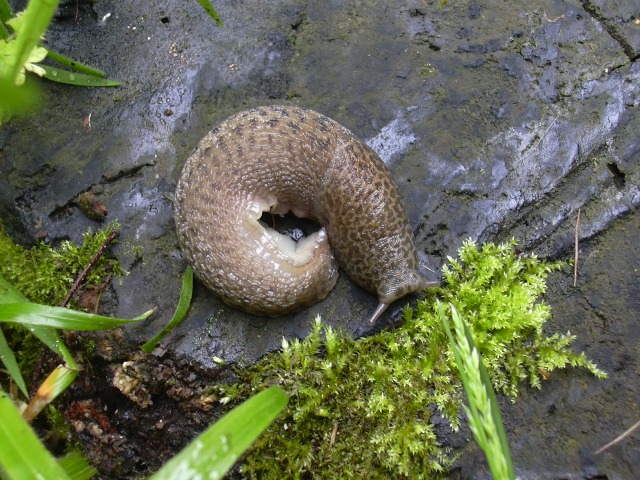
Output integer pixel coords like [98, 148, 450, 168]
[368, 268, 438, 324]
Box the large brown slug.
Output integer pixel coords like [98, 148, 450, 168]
[174, 105, 429, 323]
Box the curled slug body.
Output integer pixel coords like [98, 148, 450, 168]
[174, 105, 429, 323]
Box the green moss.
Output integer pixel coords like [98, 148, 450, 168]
[434, 240, 606, 398]
[418, 63, 437, 76]
[217, 239, 605, 479]
[0, 221, 124, 306]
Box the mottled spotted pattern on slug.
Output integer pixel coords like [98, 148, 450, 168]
[174, 105, 428, 319]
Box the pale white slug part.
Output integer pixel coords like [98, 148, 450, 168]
[174, 105, 430, 323]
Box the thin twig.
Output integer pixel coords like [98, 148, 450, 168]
[544, 11, 565, 23]
[93, 272, 113, 314]
[531, 115, 560, 154]
[595, 419, 640, 455]
[574, 208, 580, 287]
[62, 229, 120, 307]
[328, 422, 338, 449]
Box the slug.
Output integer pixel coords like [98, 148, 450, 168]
[174, 105, 430, 323]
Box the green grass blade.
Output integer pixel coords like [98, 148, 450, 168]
[141, 266, 193, 352]
[57, 450, 98, 480]
[7, 0, 59, 83]
[151, 386, 288, 480]
[437, 301, 483, 438]
[0, 302, 153, 330]
[0, 76, 40, 123]
[22, 363, 77, 421]
[0, 0, 15, 22]
[20, 326, 79, 421]
[0, 19, 9, 40]
[28, 324, 77, 369]
[19, 324, 80, 421]
[0, 327, 28, 397]
[0, 275, 79, 401]
[457, 308, 515, 479]
[438, 302, 515, 480]
[0, 0, 13, 39]
[0, 274, 30, 303]
[0, 391, 71, 479]
[38, 64, 120, 86]
[195, 0, 223, 26]
[44, 48, 105, 77]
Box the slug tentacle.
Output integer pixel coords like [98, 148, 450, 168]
[174, 105, 430, 322]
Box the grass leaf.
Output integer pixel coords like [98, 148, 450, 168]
[196, 0, 223, 26]
[0, 302, 153, 330]
[141, 266, 193, 352]
[22, 364, 77, 421]
[44, 48, 106, 77]
[6, 0, 59, 83]
[0, 327, 28, 397]
[151, 386, 288, 480]
[439, 302, 515, 479]
[57, 450, 98, 480]
[39, 64, 120, 86]
[0, 273, 30, 303]
[0, 0, 15, 23]
[0, 390, 71, 479]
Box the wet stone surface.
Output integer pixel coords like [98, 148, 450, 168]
[1, 0, 638, 477]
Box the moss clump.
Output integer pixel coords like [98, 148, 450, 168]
[434, 240, 606, 399]
[218, 239, 605, 479]
[0, 221, 124, 306]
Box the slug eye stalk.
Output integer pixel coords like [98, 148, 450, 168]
[368, 302, 390, 324]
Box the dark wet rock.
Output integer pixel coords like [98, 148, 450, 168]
[1, 0, 638, 477]
[582, 0, 640, 59]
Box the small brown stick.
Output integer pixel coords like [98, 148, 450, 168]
[328, 422, 338, 449]
[595, 419, 640, 455]
[93, 272, 114, 314]
[573, 209, 580, 287]
[62, 229, 120, 307]
[531, 115, 559, 154]
[544, 11, 565, 23]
